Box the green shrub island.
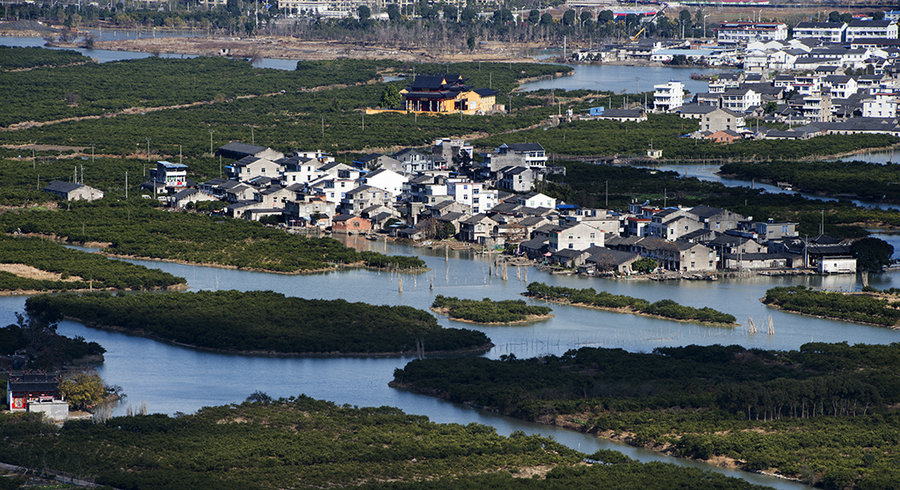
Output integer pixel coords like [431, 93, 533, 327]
[525, 282, 736, 326]
[0, 202, 424, 272]
[763, 286, 900, 327]
[0, 235, 184, 292]
[431, 295, 552, 324]
[0, 313, 104, 369]
[0, 46, 90, 71]
[26, 290, 491, 355]
[392, 342, 900, 488]
[0, 395, 761, 489]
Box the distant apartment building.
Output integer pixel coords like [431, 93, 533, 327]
[793, 22, 847, 43]
[717, 22, 788, 44]
[845, 20, 898, 42]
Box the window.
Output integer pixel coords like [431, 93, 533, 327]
[569, 243, 574, 249]
[691, 261, 695, 268]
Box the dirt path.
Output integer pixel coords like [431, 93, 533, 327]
[0, 263, 82, 282]
[0, 77, 376, 131]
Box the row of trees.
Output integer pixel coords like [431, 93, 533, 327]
[432, 295, 551, 324]
[524, 282, 736, 325]
[26, 290, 491, 355]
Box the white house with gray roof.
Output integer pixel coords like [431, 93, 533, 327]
[43, 181, 104, 202]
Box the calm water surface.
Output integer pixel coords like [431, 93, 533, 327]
[8, 239, 885, 488]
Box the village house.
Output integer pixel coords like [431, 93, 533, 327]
[583, 247, 642, 275]
[284, 195, 336, 227]
[355, 153, 403, 173]
[549, 222, 604, 251]
[340, 186, 393, 214]
[216, 142, 284, 162]
[332, 214, 372, 234]
[497, 166, 536, 192]
[168, 188, 220, 209]
[226, 156, 282, 182]
[43, 181, 104, 202]
[362, 168, 407, 197]
[514, 192, 556, 210]
[459, 214, 498, 244]
[447, 181, 497, 214]
[148, 161, 188, 192]
[793, 22, 847, 43]
[482, 143, 548, 171]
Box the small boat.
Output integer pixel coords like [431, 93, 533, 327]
[365, 235, 377, 241]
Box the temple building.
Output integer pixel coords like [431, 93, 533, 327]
[400, 74, 498, 115]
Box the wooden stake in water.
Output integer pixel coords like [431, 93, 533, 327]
[748, 317, 757, 335]
[398, 277, 403, 293]
[767, 315, 775, 336]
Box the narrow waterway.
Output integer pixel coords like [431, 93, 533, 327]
[635, 159, 900, 211]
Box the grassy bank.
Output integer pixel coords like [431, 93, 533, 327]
[431, 295, 553, 325]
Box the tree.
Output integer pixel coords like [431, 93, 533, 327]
[764, 101, 778, 114]
[467, 35, 476, 52]
[380, 84, 402, 109]
[852, 237, 894, 272]
[460, 6, 476, 23]
[386, 4, 400, 22]
[540, 13, 553, 26]
[442, 4, 457, 21]
[60, 370, 106, 411]
[580, 11, 593, 25]
[598, 10, 613, 24]
[632, 258, 658, 274]
[357, 5, 370, 20]
[562, 9, 576, 26]
[828, 11, 841, 22]
[528, 9, 539, 24]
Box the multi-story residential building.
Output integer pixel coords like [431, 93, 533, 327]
[483, 143, 548, 171]
[717, 22, 788, 44]
[845, 20, 898, 42]
[721, 87, 761, 113]
[822, 75, 858, 99]
[447, 181, 497, 214]
[700, 107, 745, 132]
[862, 92, 899, 118]
[793, 22, 847, 42]
[549, 222, 604, 251]
[149, 161, 188, 190]
[653, 81, 685, 112]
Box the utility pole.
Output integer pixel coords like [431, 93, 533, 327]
[146, 137, 151, 161]
[251, 126, 255, 145]
[125, 171, 128, 200]
[91, 143, 94, 164]
[209, 130, 214, 156]
[179, 144, 183, 165]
